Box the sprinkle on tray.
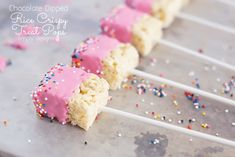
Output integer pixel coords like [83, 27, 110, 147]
[201, 112, 206, 116]
[150, 58, 157, 66]
[165, 59, 170, 64]
[184, 91, 204, 110]
[216, 78, 221, 82]
[188, 71, 195, 77]
[117, 132, 122, 137]
[187, 125, 192, 130]
[128, 76, 167, 98]
[195, 78, 200, 89]
[0, 56, 12, 72]
[12, 96, 17, 101]
[177, 111, 181, 115]
[168, 119, 172, 123]
[198, 48, 204, 53]
[173, 100, 179, 106]
[178, 120, 184, 124]
[201, 123, 209, 129]
[212, 66, 217, 71]
[224, 109, 229, 113]
[3, 120, 7, 127]
[204, 66, 209, 71]
[151, 138, 160, 145]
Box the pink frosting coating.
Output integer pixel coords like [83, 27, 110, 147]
[32, 64, 91, 124]
[0, 56, 7, 72]
[125, 0, 154, 13]
[72, 35, 121, 75]
[100, 5, 145, 43]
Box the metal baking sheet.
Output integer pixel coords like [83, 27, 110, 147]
[0, 0, 234, 156]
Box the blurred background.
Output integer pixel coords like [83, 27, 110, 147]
[0, 0, 234, 157]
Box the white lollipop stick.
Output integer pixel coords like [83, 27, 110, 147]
[102, 107, 235, 147]
[130, 69, 235, 106]
[159, 39, 235, 71]
[215, 0, 235, 7]
[176, 12, 235, 35]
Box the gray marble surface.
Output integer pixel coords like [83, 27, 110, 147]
[0, 0, 234, 157]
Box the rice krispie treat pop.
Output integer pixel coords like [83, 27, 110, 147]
[32, 64, 109, 130]
[100, 5, 162, 56]
[72, 35, 139, 90]
[125, 0, 187, 27]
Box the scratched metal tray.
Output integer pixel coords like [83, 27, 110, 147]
[0, 0, 235, 157]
